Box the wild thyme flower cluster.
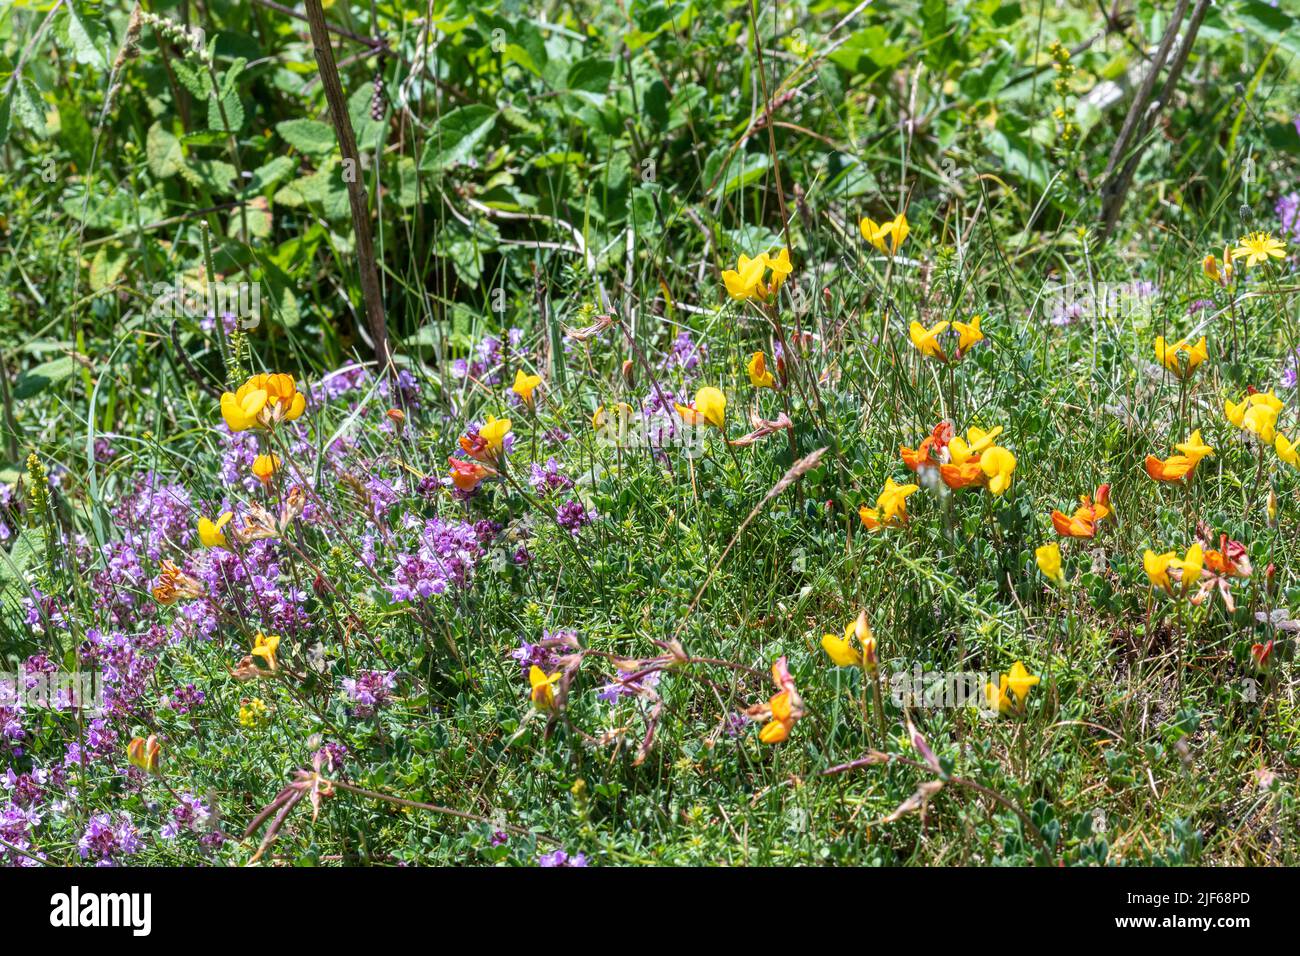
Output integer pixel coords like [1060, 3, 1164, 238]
[386, 517, 485, 602]
[341, 671, 398, 718]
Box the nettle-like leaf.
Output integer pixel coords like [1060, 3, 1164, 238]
[13, 79, 48, 138]
[180, 157, 238, 193]
[58, 5, 111, 71]
[207, 89, 245, 135]
[0, 527, 47, 598]
[277, 118, 337, 159]
[56, 97, 94, 170]
[245, 155, 297, 195]
[89, 245, 128, 292]
[14, 356, 79, 399]
[419, 105, 497, 173]
[146, 122, 185, 179]
[274, 160, 350, 219]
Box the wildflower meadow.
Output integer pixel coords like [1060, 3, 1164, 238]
[1, 0, 1299, 896]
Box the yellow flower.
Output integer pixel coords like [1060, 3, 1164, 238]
[1143, 549, 1176, 594]
[511, 369, 542, 409]
[948, 425, 1002, 466]
[474, 416, 512, 461]
[592, 402, 634, 433]
[239, 698, 268, 727]
[529, 665, 561, 710]
[1202, 252, 1233, 286]
[252, 453, 281, 486]
[126, 735, 161, 774]
[877, 477, 918, 522]
[1276, 433, 1300, 468]
[985, 675, 1012, 715]
[953, 314, 984, 354]
[198, 511, 233, 548]
[765, 247, 793, 296]
[1173, 429, 1215, 462]
[1005, 661, 1040, 705]
[759, 692, 794, 743]
[675, 386, 727, 430]
[859, 477, 919, 530]
[251, 632, 281, 671]
[980, 445, 1017, 495]
[860, 212, 909, 255]
[1226, 392, 1282, 442]
[747, 351, 776, 389]
[1154, 336, 1208, 380]
[1035, 542, 1064, 585]
[220, 374, 306, 432]
[820, 611, 876, 671]
[1231, 232, 1287, 268]
[722, 249, 792, 302]
[909, 320, 950, 361]
[1171, 543, 1203, 596]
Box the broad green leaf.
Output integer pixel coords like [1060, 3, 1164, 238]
[60, 5, 109, 71]
[0, 528, 47, 598]
[13, 79, 47, 137]
[89, 246, 128, 292]
[1234, 1, 1300, 57]
[15, 357, 78, 399]
[208, 90, 245, 134]
[714, 151, 770, 197]
[146, 122, 185, 178]
[567, 58, 615, 93]
[277, 118, 337, 157]
[419, 105, 497, 172]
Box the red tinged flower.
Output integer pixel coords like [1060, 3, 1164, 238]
[448, 456, 493, 492]
[1051, 484, 1113, 538]
[901, 421, 954, 473]
[939, 459, 985, 490]
[1250, 640, 1274, 670]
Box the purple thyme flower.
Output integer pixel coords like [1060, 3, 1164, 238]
[538, 849, 588, 867]
[341, 670, 398, 718]
[555, 499, 597, 536]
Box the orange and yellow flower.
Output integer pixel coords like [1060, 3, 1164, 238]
[1145, 430, 1213, 482]
[152, 560, 204, 605]
[901, 421, 954, 474]
[1051, 484, 1113, 538]
[747, 656, 804, 744]
[1203, 248, 1234, 287]
[938, 426, 1015, 495]
[511, 369, 543, 409]
[985, 661, 1039, 716]
[1035, 542, 1064, 585]
[859, 477, 919, 530]
[460, 415, 512, 464]
[821, 610, 877, 671]
[251, 632, 281, 672]
[198, 512, 234, 548]
[252, 453, 281, 486]
[529, 665, 561, 711]
[1154, 336, 1208, 380]
[746, 351, 776, 389]
[675, 386, 727, 430]
[448, 457, 492, 493]
[126, 735, 161, 774]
